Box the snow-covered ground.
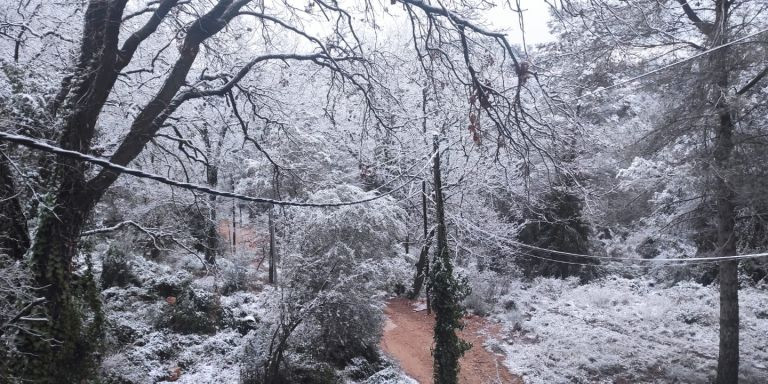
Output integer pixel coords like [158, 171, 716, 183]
[96, 248, 417, 384]
[491, 277, 768, 384]
[95, 243, 767, 384]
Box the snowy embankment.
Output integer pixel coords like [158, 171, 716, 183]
[490, 277, 768, 384]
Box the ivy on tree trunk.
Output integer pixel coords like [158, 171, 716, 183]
[429, 135, 470, 384]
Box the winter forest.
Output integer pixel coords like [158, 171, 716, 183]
[1, 0, 767, 383]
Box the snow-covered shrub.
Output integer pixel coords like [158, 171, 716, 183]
[360, 366, 418, 384]
[240, 322, 340, 384]
[237, 185, 408, 382]
[740, 258, 768, 287]
[219, 254, 254, 295]
[156, 287, 225, 335]
[309, 290, 383, 365]
[101, 244, 140, 289]
[462, 269, 509, 316]
[516, 187, 598, 282]
[283, 185, 406, 366]
[99, 249, 263, 383]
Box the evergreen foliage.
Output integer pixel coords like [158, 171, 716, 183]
[517, 187, 597, 281]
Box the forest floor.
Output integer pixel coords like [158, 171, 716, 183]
[381, 298, 523, 384]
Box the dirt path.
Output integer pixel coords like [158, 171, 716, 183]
[381, 298, 522, 384]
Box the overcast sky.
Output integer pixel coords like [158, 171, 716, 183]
[485, 0, 554, 47]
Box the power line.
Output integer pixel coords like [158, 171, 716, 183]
[445, 210, 768, 263]
[0, 131, 434, 208]
[574, 27, 768, 101]
[451, 219, 731, 268]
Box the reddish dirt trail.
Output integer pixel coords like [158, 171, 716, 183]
[217, 220, 265, 251]
[381, 298, 522, 384]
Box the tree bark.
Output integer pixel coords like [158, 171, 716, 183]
[713, 60, 739, 384]
[710, 1, 739, 382]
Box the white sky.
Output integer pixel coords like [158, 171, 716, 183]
[485, 0, 554, 46]
[259, 0, 554, 55]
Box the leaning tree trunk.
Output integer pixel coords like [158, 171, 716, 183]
[710, 1, 739, 382]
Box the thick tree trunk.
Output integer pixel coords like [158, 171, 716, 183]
[717, 260, 739, 383]
[23, 2, 246, 381]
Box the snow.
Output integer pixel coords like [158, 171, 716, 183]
[411, 301, 427, 312]
[492, 277, 768, 384]
[358, 366, 419, 384]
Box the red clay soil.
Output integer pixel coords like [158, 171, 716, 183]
[217, 220, 265, 251]
[381, 298, 523, 384]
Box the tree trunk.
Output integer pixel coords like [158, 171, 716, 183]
[711, 1, 739, 382]
[268, 165, 279, 285]
[404, 233, 410, 254]
[205, 165, 219, 264]
[430, 135, 469, 384]
[409, 229, 434, 299]
[420, 88, 432, 312]
[268, 206, 277, 285]
[232, 195, 237, 251]
[714, 68, 739, 384]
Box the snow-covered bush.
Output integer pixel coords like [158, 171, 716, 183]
[218, 254, 253, 295]
[237, 185, 409, 382]
[284, 185, 407, 365]
[239, 294, 341, 384]
[156, 286, 227, 335]
[360, 366, 418, 384]
[462, 268, 510, 316]
[101, 244, 140, 289]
